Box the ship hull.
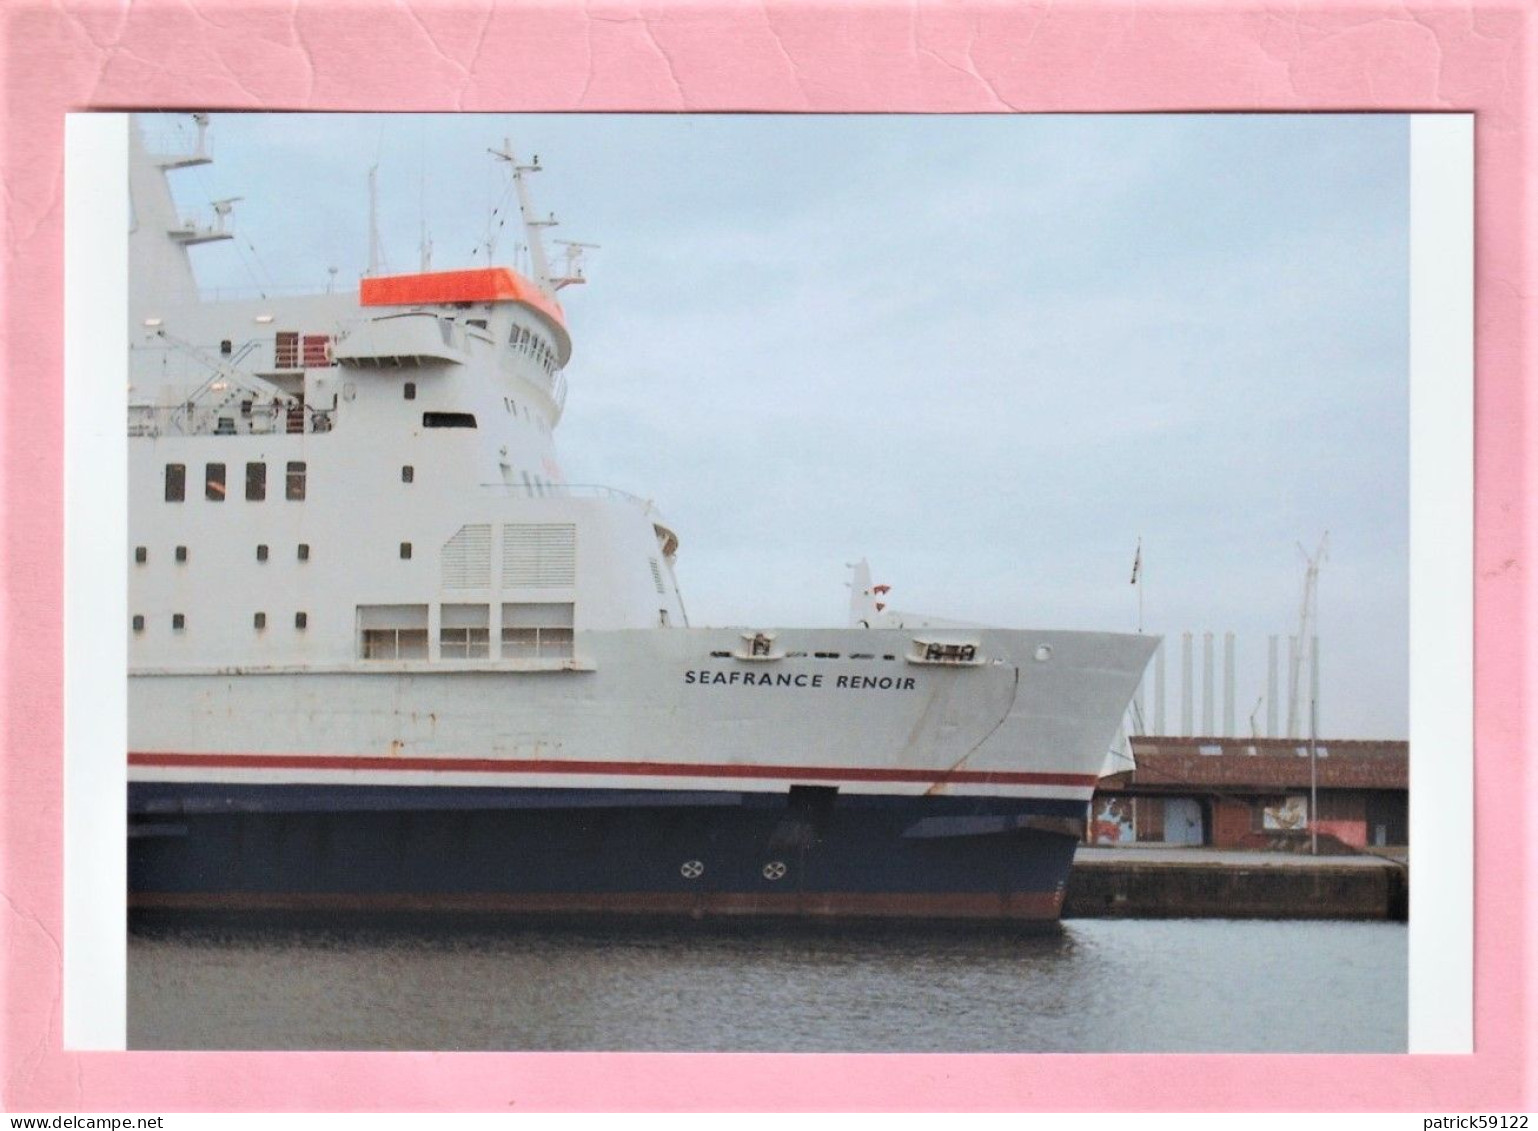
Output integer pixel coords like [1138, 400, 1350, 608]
[129, 784, 1082, 921]
[127, 627, 1154, 922]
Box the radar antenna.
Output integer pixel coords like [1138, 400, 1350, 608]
[550, 239, 600, 290]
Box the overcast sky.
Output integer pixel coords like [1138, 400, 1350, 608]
[147, 112, 1411, 739]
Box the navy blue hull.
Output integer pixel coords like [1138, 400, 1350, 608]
[129, 784, 1087, 920]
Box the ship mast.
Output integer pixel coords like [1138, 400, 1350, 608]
[490, 140, 556, 293]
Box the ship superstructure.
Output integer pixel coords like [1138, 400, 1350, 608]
[127, 116, 1157, 921]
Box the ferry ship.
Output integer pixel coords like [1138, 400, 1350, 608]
[127, 115, 1158, 921]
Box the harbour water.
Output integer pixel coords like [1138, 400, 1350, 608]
[127, 915, 1406, 1052]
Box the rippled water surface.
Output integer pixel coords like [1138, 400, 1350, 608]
[128, 915, 1406, 1052]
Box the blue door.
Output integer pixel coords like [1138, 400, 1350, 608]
[1163, 798, 1203, 845]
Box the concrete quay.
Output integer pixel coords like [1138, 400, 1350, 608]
[1064, 845, 1408, 921]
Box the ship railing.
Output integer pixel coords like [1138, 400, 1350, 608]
[128, 403, 336, 438]
[479, 482, 657, 511]
[196, 283, 335, 302]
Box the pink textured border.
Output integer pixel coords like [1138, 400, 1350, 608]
[3, 0, 1532, 1113]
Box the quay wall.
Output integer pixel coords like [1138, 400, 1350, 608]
[1064, 851, 1409, 921]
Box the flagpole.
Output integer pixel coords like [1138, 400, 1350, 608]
[1131, 537, 1143, 634]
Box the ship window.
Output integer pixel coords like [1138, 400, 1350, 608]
[358, 604, 428, 660]
[440, 604, 490, 659]
[164, 464, 185, 502]
[423, 412, 476, 429]
[134, 546, 147, 564]
[501, 602, 574, 659]
[253, 612, 266, 630]
[400, 542, 412, 560]
[297, 543, 310, 561]
[275, 330, 300, 369]
[295, 612, 308, 629]
[285, 461, 306, 500]
[205, 463, 226, 501]
[649, 558, 666, 596]
[175, 545, 187, 563]
[256, 544, 268, 562]
[220, 339, 232, 355]
[245, 462, 266, 501]
[131, 615, 144, 632]
[401, 465, 414, 483]
[403, 382, 416, 401]
[172, 614, 185, 631]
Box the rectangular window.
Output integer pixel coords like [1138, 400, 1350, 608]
[500, 602, 574, 659]
[440, 604, 491, 660]
[205, 463, 226, 501]
[286, 461, 306, 500]
[131, 615, 144, 632]
[275, 330, 300, 369]
[256, 544, 269, 562]
[400, 542, 412, 560]
[164, 464, 185, 502]
[172, 614, 185, 630]
[358, 604, 429, 660]
[422, 412, 476, 429]
[254, 612, 266, 630]
[404, 381, 416, 401]
[175, 545, 187, 563]
[297, 543, 310, 561]
[134, 546, 147, 564]
[246, 462, 266, 501]
[295, 611, 308, 630]
[402, 465, 414, 483]
[302, 333, 332, 367]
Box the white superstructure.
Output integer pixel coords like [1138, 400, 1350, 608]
[126, 115, 1156, 812]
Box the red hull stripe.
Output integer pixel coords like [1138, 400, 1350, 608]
[128, 751, 1097, 788]
[130, 890, 1067, 921]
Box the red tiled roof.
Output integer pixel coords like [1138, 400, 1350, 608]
[1101, 738, 1408, 791]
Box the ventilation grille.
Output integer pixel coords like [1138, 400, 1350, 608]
[649, 558, 666, 596]
[441, 524, 492, 589]
[503, 523, 576, 588]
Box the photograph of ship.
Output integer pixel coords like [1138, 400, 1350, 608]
[123, 112, 1415, 1052]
